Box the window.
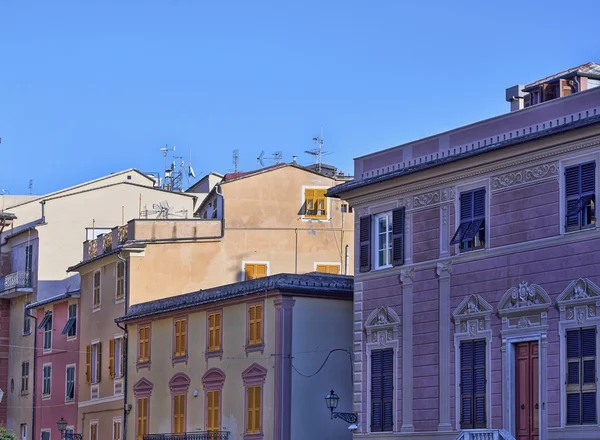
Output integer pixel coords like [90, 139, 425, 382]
[451, 188, 486, 251]
[304, 188, 327, 219]
[246, 385, 261, 434]
[116, 262, 125, 301]
[566, 327, 597, 425]
[208, 312, 221, 352]
[20, 424, 26, 440]
[41, 431, 50, 440]
[244, 263, 267, 280]
[87, 342, 101, 384]
[565, 162, 596, 232]
[359, 208, 405, 272]
[38, 311, 52, 350]
[207, 390, 220, 431]
[248, 304, 263, 346]
[460, 339, 486, 429]
[371, 348, 393, 432]
[110, 337, 124, 379]
[25, 244, 33, 274]
[90, 422, 98, 440]
[65, 365, 75, 402]
[93, 271, 101, 309]
[113, 419, 122, 440]
[173, 393, 185, 434]
[21, 362, 29, 393]
[42, 364, 51, 397]
[138, 325, 150, 363]
[137, 397, 149, 440]
[316, 264, 340, 274]
[62, 304, 77, 338]
[174, 318, 187, 358]
[23, 302, 31, 334]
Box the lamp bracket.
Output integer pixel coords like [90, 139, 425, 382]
[332, 411, 358, 424]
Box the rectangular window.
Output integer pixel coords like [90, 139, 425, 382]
[90, 342, 101, 384]
[138, 325, 150, 363]
[137, 397, 148, 440]
[304, 188, 327, 219]
[208, 312, 221, 351]
[25, 244, 33, 274]
[207, 390, 220, 431]
[360, 208, 405, 273]
[451, 188, 486, 251]
[62, 304, 77, 338]
[460, 339, 486, 429]
[565, 162, 596, 232]
[39, 311, 52, 350]
[371, 348, 393, 432]
[116, 262, 125, 301]
[65, 365, 75, 402]
[90, 423, 98, 440]
[173, 393, 185, 434]
[20, 424, 26, 440]
[174, 318, 187, 357]
[375, 213, 392, 268]
[248, 304, 263, 346]
[114, 337, 123, 379]
[566, 327, 597, 425]
[113, 420, 122, 440]
[21, 362, 29, 393]
[244, 263, 267, 281]
[41, 431, 50, 440]
[42, 364, 51, 397]
[93, 271, 101, 308]
[23, 302, 31, 334]
[246, 385, 261, 434]
[316, 264, 340, 274]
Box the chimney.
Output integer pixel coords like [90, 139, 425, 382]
[505, 85, 526, 112]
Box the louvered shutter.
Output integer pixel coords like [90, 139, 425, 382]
[382, 349, 394, 431]
[391, 208, 405, 266]
[359, 216, 371, 273]
[473, 340, 486, 428]
[97, 342, 102, 382]
[109, 338, 115, 379]
[582, 328, 597, 424]
[460, 341, 474, 429]
[120, 339, 125, 377]
[566, 329, 581, 424]
[565, 166, 581, 230]
[86, 345, 92, 383]
[370, 350, 383, 431]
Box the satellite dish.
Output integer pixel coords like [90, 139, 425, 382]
[257, 151, 265, 167]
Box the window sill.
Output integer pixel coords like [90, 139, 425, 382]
[206, 349, 223, 360]
[43, 348, 52, 354]
[20, 391, 29, 396]
[458, 245, 486, 254]
[42, 395, 51, 400]
[374, 264, 393, 271]
[22, 331, 31, 337]
[301, 216, 329, 223]
[244, 433, 264, 440]
[172, 354, 188, 366]
[92, 306, 101, 313]
[245, 343, 264, 355]
[66, 336, 77, 342]
[64, 399, 75, 405]
[136, 360, 151, 370]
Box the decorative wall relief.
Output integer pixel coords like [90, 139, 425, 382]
[556, 278, 600, 323]
[413, 187, 455, 209]
[452, 294, 493, 335]
[491, 161, 558, 191]
[364, 306, 401, 345]
[498, 281, 551, 333]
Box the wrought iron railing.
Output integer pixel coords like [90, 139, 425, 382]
[0, 271, 32, 293]
[144, 433, 229, 440]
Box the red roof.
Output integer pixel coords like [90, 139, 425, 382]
[222, 163, 287, 182]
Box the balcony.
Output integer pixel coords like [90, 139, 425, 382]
[144, 432, 229, 440]
[455, 429, 515, 440]
[0, 271, 33, 298]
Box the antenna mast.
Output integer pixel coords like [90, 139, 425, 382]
[233, 149, 239, 173]
[29, 179, 33, 195]
[305, 129, 327, 173]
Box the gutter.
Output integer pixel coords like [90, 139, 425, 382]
[26, 311, 38, 440]
[116, 252, 129, 440]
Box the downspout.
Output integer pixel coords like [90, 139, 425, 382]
[294, 229, 298, 274]
[116, 252, 129, 440]
[344, 244, 349, 276]
[26, 310, 38, 440]
[39, 200, 46, 223]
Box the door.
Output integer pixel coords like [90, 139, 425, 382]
[516, 342, 539, 440]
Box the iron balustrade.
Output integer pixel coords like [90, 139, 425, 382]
[144, 432, 230, 440]
[0, 270, 32, 293]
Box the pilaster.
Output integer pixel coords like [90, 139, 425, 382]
[400, 268, 415, 432]
[439, 205, 450, 258]
[436, 261, 452, 432]
[274, 296, 295, 440]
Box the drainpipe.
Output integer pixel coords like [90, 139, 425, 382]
[294, 229, 298, 274]
[344, 244, 349, 276]
[26, 310, 38, 440]
[39, 200, 46, 223]
[116, 252, 129, 440]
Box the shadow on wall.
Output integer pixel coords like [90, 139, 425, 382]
[37, 274, 81, 301]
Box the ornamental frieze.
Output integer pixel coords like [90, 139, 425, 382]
[491, 161, 558, 191]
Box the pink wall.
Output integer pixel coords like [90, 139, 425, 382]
[412, 208, 440, 263]
[0, 299, 9, 426]
[34, 299, 80, 439]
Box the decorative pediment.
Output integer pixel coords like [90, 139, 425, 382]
[556, 278, 600, 309]
[202, 368, 225, 388]
[242, 363, 268, 385]
[133, 377, 154, 396]
[453, 294, 493, 321]
[365, 306, 400, 346]
[169, 373, 191, 392]
[498, 281, 551, 317]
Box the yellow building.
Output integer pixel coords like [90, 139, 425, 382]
[116, 273, 354, 440]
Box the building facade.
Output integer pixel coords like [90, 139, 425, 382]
[328, 68, 600, 440]
[116, 273, 354, 440]
[27, 294, 81, 440]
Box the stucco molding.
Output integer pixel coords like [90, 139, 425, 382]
[498, 281, 552, 334]
[491, 161, 559, 192]
[452, 294, 494, 333]
[169, 372, 191, 394]
[364, 306, 401, 344]
[556, 278, 600, 315]
[399, 267, 415, 284]
[242, 363, 268, 386]
[202, 368, 225, 390]
[436, 260, 453, 278]
[132, 377, 153, 397]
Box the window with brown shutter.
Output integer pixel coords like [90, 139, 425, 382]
[95, 342, 102, 383]
[248, 304, 263, 346]
[109, 338, 115, 379]
[244, 263, 267, 280]
[208, 312, 221, 351]
[174, 318, 187, 357]
[86, 345, 92, 383]
[565, 162, 596, 232]
[566, 327, 597, 425]
[93, 271, 101, 308]
[460, 339, 486, 429]
[371, 348, 393, 432]
[304, 188, 327, 219]
[359, 216, 371, 272]
[315, 264, 341, 274]
[137, 397, 149, 440]
[116, 262, 125, 301]
[451, 188, 486, 251]
[138, 325, 150, 363]
[391, 207, 405, 266]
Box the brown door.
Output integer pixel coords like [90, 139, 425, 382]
[516, 342, 539, 440]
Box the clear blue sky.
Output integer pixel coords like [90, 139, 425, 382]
[1, 1, 599, 195]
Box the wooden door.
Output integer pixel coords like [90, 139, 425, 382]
[516, 342, 539, 440]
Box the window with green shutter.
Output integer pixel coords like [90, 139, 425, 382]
[565, 162, 596, 232]
[566, 327, 597, 425]
[460, 339, 486, 429]
[371, 348, 394, 432]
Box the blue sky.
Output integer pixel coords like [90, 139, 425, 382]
[1, 1, 599, 195]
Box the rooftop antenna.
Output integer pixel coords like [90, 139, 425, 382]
[257, 151, 283, 167]
[160, 144, 176, 190]
[188, 149, 197, 188]
[305, 128, 328, 173]
[233, 149, 240, 173]
[29, 179, 33, 195]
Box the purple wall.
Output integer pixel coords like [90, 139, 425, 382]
[412, 208, 440, 263]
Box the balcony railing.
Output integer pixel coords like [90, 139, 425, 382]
[144, 432, 229, 440]
[455, 429, 515, 440]
[0, 271, 32, 293]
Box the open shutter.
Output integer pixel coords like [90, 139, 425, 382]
[391, 208, 405, 266]
[565, 166, 581, 231]
[382, 349, 394, 431]
[109, 338, 115, 379]
[359, 216, 371, 273]
[370, 350, 383, 432]
[97, 342, 102, 383]
[473, 340, 486, 428]
[120, 338, 126, 377]
[86, 345, 92, 383]
[460, 341, 474, 429]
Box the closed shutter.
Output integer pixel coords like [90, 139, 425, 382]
[109, 338, 115, 379]
[460, 339, 486, 429]
[96, 342, 102, 383]
[566, 328, 597, 425]
[371, 348, 394, 432]
[391, 208, 405, 266]
[359, 216, 371, 272]
[86, 345, 92, 383]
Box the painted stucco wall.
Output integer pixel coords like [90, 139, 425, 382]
[290, 297, 353, 440]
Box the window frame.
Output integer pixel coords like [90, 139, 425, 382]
[137, 323, 151, 369]
[42, 363, 52, 398]
[89, 421, 98, 440]
[374, 212, 393, 269]
[565, 327, 597, 426]
[560, 154, 598, 234]
[23, 302, 31, 335]
[20, 424, 26, 440]
[115, 261, 125, 303]
[370, 348, 394, 432]
[246, 302, 265, 354]
[452, 181, 489, 253]
[133, 377, 153, 440]
[92, 270, 101, 311]
[206, 308, 223, 359]
[114, 335, 124, 379]
[62, 303, 77, 339]
[91, 340, 101, 384]
[302, 186, 329, 220]
[459, 339, 487, 429]
[41, 310, 53, 351]
[65, 364, 76, 403]
[242, 261, 269, 281]
[21, 361, 29, 394]
[172, 316, 188, 364]
[206, 389, 221, 432]
[202, 368, 225, 433]
[136, 397, 149, 440]
[242, 363, 267, 439]
[40, 430, 50, 440]
[112, 418, 122, 440]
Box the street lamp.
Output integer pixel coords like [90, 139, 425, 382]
[56, 417, 83, 440]
[325, 389, 358, 424]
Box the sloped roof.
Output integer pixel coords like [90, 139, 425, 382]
[524, 62, 600, 90]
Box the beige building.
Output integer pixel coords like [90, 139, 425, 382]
[0, 169, 195, 439]
[116, 273, 354, 440]
[66, 163, 354, 439]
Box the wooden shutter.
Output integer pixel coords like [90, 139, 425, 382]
[473, 340, 486, 427]
[96, 342, 102, 382]
[567, 328, 597, 425]
[565, 162, 596, 231]
[371, 348, 393, 432]
[460, 340, 474, 428]
[460, 339, 486, 429]
[256, 304, 263, 344]
[86, 345, 92, 383]
[247, 386, 255, 432]
[391, 207, 405, 266]
[109, 338, 115, 379]
[359, 216, 371, 273]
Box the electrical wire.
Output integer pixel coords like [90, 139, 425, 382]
[291, 348, 352, 378]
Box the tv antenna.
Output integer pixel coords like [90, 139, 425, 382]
[257, 150, 283, 167]
[29, 179, 33, 195]
[233, 149, 240, 173]
[141, 200, 188, 219]
[305, 131, 330, 173]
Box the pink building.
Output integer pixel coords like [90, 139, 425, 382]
[28, 293, 80, 440]
[328, 63, 600, 440]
